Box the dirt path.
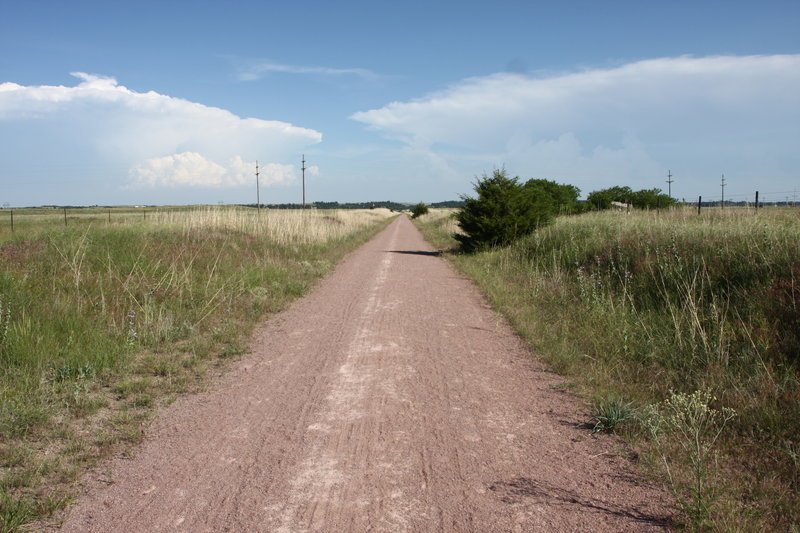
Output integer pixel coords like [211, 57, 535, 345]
[53, 216, 671, 532]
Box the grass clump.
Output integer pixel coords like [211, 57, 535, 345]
[415, 207, 800, 531]
[591, 397, 636, 435]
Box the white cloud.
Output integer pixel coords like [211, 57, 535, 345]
[128, 153, 302, 189]
[351, 55, 800, 195]
[0, 73, 322, 190]
[238, 61, 380, 81]
[128, 152, 227, 188]
[256, 161, 297, 186]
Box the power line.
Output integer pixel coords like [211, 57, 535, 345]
[255, 160, 261, 213]
[666, 170, 674, 199]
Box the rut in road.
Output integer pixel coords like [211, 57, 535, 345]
[53, 216, 671, 533]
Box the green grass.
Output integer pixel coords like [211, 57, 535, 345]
[0, 207, 395, 531]
[416, 207, 800, 531]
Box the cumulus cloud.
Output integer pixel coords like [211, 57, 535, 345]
[127, 153, 303, 189]
[129, 152, 227, 188]
[351, 55, 800, 194]
[0, 72, 322, 189]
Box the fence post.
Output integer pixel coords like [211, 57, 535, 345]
[64, 208, 67, 226]
[108, 209, 111, 224]
[10, 210, 13, 233]
[698, 196, 702, 215]
[755, 191, 759, 210]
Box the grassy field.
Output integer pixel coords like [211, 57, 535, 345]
[416, 207, 800, 531]
[0, 206, 396, 532]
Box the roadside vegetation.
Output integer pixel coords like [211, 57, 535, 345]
[415, 205, 800, 531]
[410, 202, 429, 219]
[0, 206, 395, 532]
[454, 169, 583, 252]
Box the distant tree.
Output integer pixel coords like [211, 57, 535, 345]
[523, 179, 582, 214]
[629, 188, 677, 209]
[454, 169, 554, 252]
[410, 202, 429, 219]
[430, 200, 466, 208]
[587, 189, 614, 210]
[588, 186, 676, 210]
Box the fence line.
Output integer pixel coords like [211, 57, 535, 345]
[2, 193, 799, 234]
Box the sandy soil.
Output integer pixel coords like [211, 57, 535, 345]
[52, 216, 671, 532]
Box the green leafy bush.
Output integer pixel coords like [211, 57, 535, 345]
[454, 169, 561, 252]
[587, 185, 676, 210]
[410, 202, 429, 219]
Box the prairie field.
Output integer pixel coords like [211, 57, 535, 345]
[0, 206, 395, 531]
[416, 206, 800, 531]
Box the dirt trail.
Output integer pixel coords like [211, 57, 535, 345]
[53, 216, 670, 532]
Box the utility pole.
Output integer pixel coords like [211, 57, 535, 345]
[301, 154, 307, 208]
[255, 160, 261, 212]
[720, 173, 726, 209]
[666, 169, 674, 199]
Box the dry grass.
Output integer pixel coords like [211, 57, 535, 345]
[414, 209, 462, 246]
[151, 207, 395, 245]
[1, 206, 395, 245]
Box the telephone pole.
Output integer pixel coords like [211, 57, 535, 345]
[720, 173, 726, 209]
[255, 160, 261, 212]
[666, 170, 674, 199]
[301, 154, 307, 208]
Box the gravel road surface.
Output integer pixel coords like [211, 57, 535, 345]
[54, 216, 670, 532]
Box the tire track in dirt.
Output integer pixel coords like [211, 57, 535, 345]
[52, 216, 671, 532]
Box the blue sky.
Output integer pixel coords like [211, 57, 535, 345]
[1, 0, 799, 206]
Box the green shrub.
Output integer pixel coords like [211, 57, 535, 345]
[587, 185, 676, 210]
[454, 169, 556, 252]
[410, 202, 429, 219]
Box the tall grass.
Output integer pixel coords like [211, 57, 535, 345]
[416, 207, 800, 531]
[1, 206, 394, 245]
[151, 207, 395, 245]
[0, 207, 395, 531]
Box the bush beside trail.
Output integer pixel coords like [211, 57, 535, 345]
[454, 169, 580, 252]
[410, 203, 429, 219]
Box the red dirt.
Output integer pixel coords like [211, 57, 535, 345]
[52, 216, 671, 532]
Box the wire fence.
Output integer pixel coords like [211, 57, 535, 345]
[2, 187, 799, 235]
[1, 207, 152, 234]
[680, 189, 800, 208]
